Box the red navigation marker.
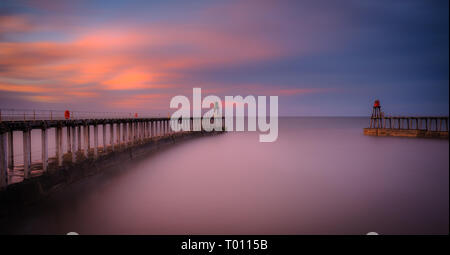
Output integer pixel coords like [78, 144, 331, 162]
[64, 110, 70, 119]
[373, 100, 380, 108]
[134, 113, 138, 118]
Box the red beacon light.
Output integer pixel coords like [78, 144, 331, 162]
[64, 110, 70, 119]
[373, 100, 380, 108]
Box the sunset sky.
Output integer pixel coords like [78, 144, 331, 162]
[0, 0, 448, 116]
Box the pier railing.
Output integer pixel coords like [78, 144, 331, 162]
[369, 116, 449, 132]
[0, 108, 160, 121]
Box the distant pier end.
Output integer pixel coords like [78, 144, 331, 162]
[363, 100, 449, 138]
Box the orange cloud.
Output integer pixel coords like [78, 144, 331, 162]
[65, 91, 98, 97]
[0, 83, 53, 93]
[0, 15, 33, 34]
[102, 69, 154, 90]
[107, 93, 171, 110]
[22, 95, 64, 103]
[273, 88, 334, 96]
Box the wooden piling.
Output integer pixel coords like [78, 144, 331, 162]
[23, 129, 32, 178]
[41, 128, 48, 172]
[87, 125, 91, 150]
[77, 126, 82, 151]
[70, 126, 75, 153]
[83, 125, 89, 157]
[116, 122, 121, 149]
[7, 131, 13, 171]
[110, 123, 114, 151]
[102, 124, 107, 151]
[150, 121, 153, 138]
[56, 126, 63, 166]
[94, 124, 98, 159]
[129, 122, 133, 144]
[0, 131, 8, 188]
[123, 122, 127, 147]
[67, 126, 71, 152]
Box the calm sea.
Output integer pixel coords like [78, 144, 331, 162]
[1, 117, 448, 234]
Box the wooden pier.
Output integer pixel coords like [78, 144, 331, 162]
[0, 110, 225, 189]
[363, 101, 449, 138]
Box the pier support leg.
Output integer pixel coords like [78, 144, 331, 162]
[123, 123, 127, 146]
[138, 122, 142, 141]
[56, 127, 63, 166]
[23, 129, 32, 178]
[110, 123, 115, 151]
[117, 123, 121, 149]
[137, 122, 140, 141]
[71, 126, 76, 162]
[144, 122, 147, 139]
[87, 125, 91, 150]
[42, 129, 48, 172]
[156, 121, 159, 136]
[7, 131, 13, 171]
[149, 121, 152, 137]
[83, 125, 89, 157]
[149, 121, 153, 138]
[125, 123, 128, 144]
[134, 122, 138, 142]
[0, 132, 8, 188]
[67, 127, 71, 152]
[129, 122, 133, 144]
[94, 125, 98, 159]
[77, 126, 82, 152]
[103, 124, 107, 152]
[134, 122, 137, 143]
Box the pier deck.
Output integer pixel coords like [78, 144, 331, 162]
[0, 111, 225, 189]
